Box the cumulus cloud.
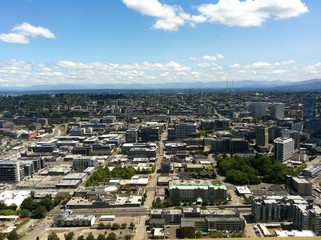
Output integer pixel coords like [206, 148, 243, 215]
[122, 0, 185, 31]
[196, 0, 308, 27]
[123, 0, 308, 31]
[272, 69, 286, 74]
[203, 55, 217, 61]
[250, 61, 273, 69]
[0, 22, 55, 44]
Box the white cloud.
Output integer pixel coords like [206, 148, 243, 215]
[196, 0, 308, 27]
[251, 62, 273, 69]
[230, 63, 241, 68]
[123, 0, 308, 30]
[0, 22, 55, 44]
[274, 60, 296, 66]
[272, 69, 286, 74]
[122, 0, 185, 31]
[1, 58, 320, 87]
[216, 53, 225, 59]
[203, 55, 217, 61]
[0, 33, 29, 44]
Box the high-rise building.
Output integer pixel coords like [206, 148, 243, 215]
[270, 103, 285, 120]
[256, 126, 269, 148]
[303, 96, 316, 120]
[126, 127, 138, 143]
[274, 137, 294, 162]
[281, 129, 301, 150]
[249, 102, 268, 119]
[0, 161, 22, 182]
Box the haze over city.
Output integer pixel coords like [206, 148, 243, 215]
[1, 0, 321, 87]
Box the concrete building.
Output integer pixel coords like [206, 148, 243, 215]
[72, 156, 97, 168]
[255, 126, 269, 148]
[211, 137, 249, 153]
[293, 204, 321, 235]
[169, 179, 227, 201]
[251, 195, 307, 223]
[0, 161, 22, 182]
[126, 127, 139, 143]
[54, 213, 96, 227]
[270, 103, 285, 120]
[286, 176, 312, 196]
[181, 209, 244, 237]
[175, 123, 197, 139]
[139, 125, 161, 142]
[281, 129, 301, 150]
[274, 137, 294, 162]
[249, 102, 268, 119]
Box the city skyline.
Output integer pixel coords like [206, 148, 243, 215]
[1, 0, 321, 87]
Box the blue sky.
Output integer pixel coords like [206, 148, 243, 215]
[0, 0, 321, 87]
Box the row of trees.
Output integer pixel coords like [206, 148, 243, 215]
[217, 154, 305, 185]
[47, 231, 131, 240]
[97, 222, 135, 230]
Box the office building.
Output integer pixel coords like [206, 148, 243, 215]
[126, 127, 139, 143]
[256, 126, 269, 148]
[274, 137, 294, 162]
[139, 125, 161, 142]
[211, 137, 248, 153]
[175, 123, 197, 139]
[281, 129, 301, 150]
[293, 204, 321, 235]
[0, 161, 22, 182]
[270, 103, 285, 120]
[249, 102, 268, 119]
[251, 195, 307, 223]
[286, 176, 312, 196]
[169, 179, 227, 201]
[303, 96, 316, 120]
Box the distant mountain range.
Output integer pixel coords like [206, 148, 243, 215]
[1, 79, 321, 93]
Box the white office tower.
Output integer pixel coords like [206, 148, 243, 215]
[270, 103, 285, 120]
[274, 137, 294, 162]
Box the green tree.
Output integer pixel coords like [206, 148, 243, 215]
[17, 209, 30, 218]
[106, 232, 116, 240]
[64, 232, 74, 240]
[111, 223, 120, 230]
[77, 236, 85, 240]
[40, 195, 54, 211]
[195, 231, 202, 238]
[20, 197, 36, 211]
[129, 222, 135, 229]
[97, 222, 105, 229]
[31, 206, 47, 219]
[121, 223, 127, 229]
[187, 230, 195, 239]
[85, 232, 94, 240]
[124, 235, 131, 240]
[8, 230, 19, 240]
[48, 232, 60, 240]
[96, 234, 105, 240]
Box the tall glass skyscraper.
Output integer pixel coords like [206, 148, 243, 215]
[303, 96, 316, 120]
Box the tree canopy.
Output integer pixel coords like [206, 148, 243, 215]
[216, 155, 304, 185]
